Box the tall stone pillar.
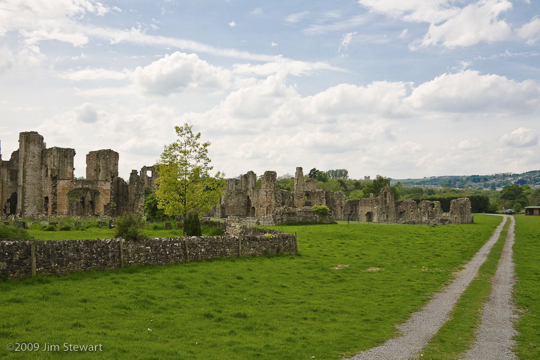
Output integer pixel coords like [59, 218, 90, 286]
[17, 132, 45, 217]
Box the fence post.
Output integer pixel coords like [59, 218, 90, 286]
[31, 240, 36, 276]
[238, 235, 242, 258]
[119, 238, 124, 268]
[184, 239, 189, 262]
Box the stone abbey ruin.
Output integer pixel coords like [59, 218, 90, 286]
[1, 131, 473, 224]
[211, 167, 473, 225]
[0, 131, 156, 218]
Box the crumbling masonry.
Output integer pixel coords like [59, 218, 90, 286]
[212, 167, 473, 225]
[0, 132, 157, 218]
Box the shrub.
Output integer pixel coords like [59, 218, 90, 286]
[488, 201, 499, 214]
[311, 205, 330, 219]
[115, 213, 147, 240]
[43, 225, 57, 231]
[0, 226, 31, 241]
[60, 225, 72, 231]
[183, 213, 202, 237]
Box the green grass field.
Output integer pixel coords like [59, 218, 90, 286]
[513, 216, 540, 359]
[23, 223, 222, 240]
[0, 215, 501, 359]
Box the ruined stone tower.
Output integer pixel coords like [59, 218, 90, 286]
[0, 132, 157, 218]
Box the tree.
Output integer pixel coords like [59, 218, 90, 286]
[308, 168, 319, 179]
[155, 123, 226, 224]
[144, 191, 169, 222]
[316, 171, 329, 182]
[326, 169, 349, 179]
[362, 175, 390, 197]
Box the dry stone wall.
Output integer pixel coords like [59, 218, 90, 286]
[0, 230, 297, 280]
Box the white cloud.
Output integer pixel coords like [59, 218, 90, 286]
[232, 60, 345, 77]
[251, 8, 263, 15]
[0, 0, 108, 44]
[360, 0, 519, 48]
[0, 0, 343, 78]
[458, 139, 481, 150]
[404, 70, 540, 114]
[132, 52, 231, 96]
[358, 0, 460, 23]
[286, 11, 309, 23]
[60, 68, 129, 81]
[17, 45, 46, 68]
[75, 103, 99, 123]
[418, 0, 514, 48]
[0, 48, 14, 74]
[339, 32, 357, 52]
[304, 15, 366, 35]
[517, 17, 540, 44]
[501, 127, 539, 148]
[398, 29, 409, 39]
[271, 42, 278, 47]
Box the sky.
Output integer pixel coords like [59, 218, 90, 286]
[0, 0, 540, 181]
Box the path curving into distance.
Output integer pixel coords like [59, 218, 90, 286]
[348, 216, 509, 360]
[464, 215, 518, 360]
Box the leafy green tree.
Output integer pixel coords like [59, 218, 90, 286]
[144, 191, 169, 222]
[348, 190, 364, 199]
[183, 213, 202, 236]
[326, 169, 349, 179]
[362, 175, 391, 197]
[500, 184, 523, 200]
[316, 171, 329, 182]
[308, 168, 319, 179]
[155, 123, 226, 223]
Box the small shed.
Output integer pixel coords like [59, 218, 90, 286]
[525, 206, 540, 216]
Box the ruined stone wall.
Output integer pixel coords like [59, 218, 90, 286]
[325, 191, 345, 220]
[86, 150, 119, 182]
[0, 231, 297, 279]
[209, 168, 474, 226]
[0, 151, 19, 216]
[0, 132, 156, 218]
[42, 147, 76, 216]
[448, 198, 474, 224]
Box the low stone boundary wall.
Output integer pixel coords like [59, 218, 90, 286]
[0, 232, 297, 280]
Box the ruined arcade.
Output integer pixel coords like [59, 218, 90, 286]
[0, 132, 157, 218]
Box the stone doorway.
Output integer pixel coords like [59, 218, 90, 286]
[366, 212, 373, 222]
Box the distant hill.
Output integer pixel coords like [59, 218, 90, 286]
[391, 170, 540, 189]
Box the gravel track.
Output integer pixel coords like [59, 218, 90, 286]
[464, 216, 518, 360]
[347, 216, 508, 360]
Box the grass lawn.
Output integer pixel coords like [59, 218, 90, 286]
[25, 223, 222, 240]
[513, 215, 540, 359]
[0, 215, 501, 359]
